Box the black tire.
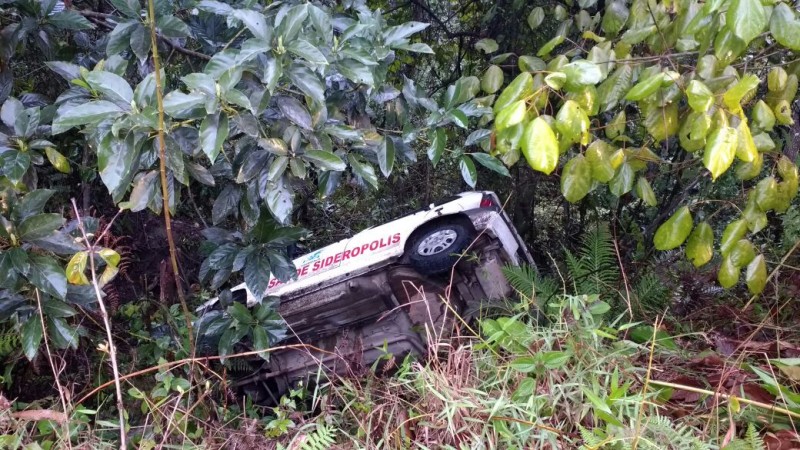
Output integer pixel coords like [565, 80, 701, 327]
[407, 220, 474, 275]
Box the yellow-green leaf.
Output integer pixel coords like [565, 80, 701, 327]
[654, 206, 693, 250]
[625, 72, 664, 101]
[495, 100, 527, 131]
[718, 256, 740, 288]
[743, 196, 768, 233]
[722, 74, 759, 114]
[729, 239, 756, 268]
[561, 155, 592, 203]
[66, 251, 89, 285]
[745, 254, 767, 294]
[609, 162, 634, 196]
[751, 100, 775, 131]
[522, 117, 559, 175]
[769, 4, 800, 52]
[736, 152, 763, 181]
[686, 221, 714, 267]
[635, 176, 657, 206]
[703, 125, 737, 180]
[726, 0, 767, 44]
[774, 100, 794, 125]
[45, 148, 71, 174]
[481, 65, 504, 94]
[644, 103, 679, 142]
[720, 219, 748, 256]
[494, 72, 533, 114]
[99, 248, 121, 269]
[586, 141, 615, 182]
[555, 100, 590, 145]
[768, 67, 788, 92]
[755, 176, 780, 211]
[735, 120, 757, 162]
[686, 80, 713, 112]
[605, 110, 626, 139]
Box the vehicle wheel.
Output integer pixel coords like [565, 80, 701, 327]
[408, 221, 474, 275]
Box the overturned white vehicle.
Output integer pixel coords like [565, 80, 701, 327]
[200, 191, 534, 402]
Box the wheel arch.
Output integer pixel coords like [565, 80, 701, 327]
[403, 212, 477, 256]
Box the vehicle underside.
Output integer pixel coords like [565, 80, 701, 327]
[230, 233, 516, 404]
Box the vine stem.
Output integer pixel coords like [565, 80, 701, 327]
[70, 200, 126, 449]
[146, 0, 196, 356]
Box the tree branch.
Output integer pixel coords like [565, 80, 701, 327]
[79, 10, 211, 61]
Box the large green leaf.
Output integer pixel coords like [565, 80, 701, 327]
[726, 0, 766, 44]
[555, 100, 590, 145]
[770, 4, 800, 51]
[703, 126, 737, 180]
[287, 40, 328, 65]
[745, 254, 767, 294]
[471, 153, 510, 177]
[85, 71, 134, 107]
[21, 316, 43, 361]
[120, 170, 159, 212]
[495, 100, 527, 131]
[494, 72, 533, 114]
[528, 7, 545, 30]
[244, 252, 271, 301]
[377, 137, 395, 177]
[277, 96, 312, 130]
[98, 133, 139, 196]
[609, 163, 634, 196]
[163, 91, 206, 117]
[18, 213, 64, 241]
[303, 149, 346, 171]
[653, 206, 693, 250]
[597, 64, 633, 112]
[428, 128, 446, 167]
[200, 112, 229, 161]
[348, 154, 378, 189]
[481, 65, 504, 94]
[561, 60, 604, 88]
[686, 80, 713, 112]
[718, 256, 740, 288]
[52, 101, 125, 134]
[720, 219, 748, 256]
[15, 190, 55, 221]
[625, 72, 664, 101]
[561, 155, 592, 203]
[129, 24, 151, 61]
[2, 151, 31, 184]
[522, 117, 559, 175]
[459, 155, 477, 188]
[27, 255, 68, 300]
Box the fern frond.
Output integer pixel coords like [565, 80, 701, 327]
[299, 423, 336, 450]
[501, 264, 559, 305]
[633, 272, 671, 315]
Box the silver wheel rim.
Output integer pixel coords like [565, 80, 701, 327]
[416, 229, 458, 256]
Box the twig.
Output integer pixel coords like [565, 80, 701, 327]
[146, 0, 196, 358]
[70, 200, 127, 449]
[632, 316, 661, 450]
[75, 343, 335, 405]
[34, 289, 73, 450]
[648, 379, 800, 421]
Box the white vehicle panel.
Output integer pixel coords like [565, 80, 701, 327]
[211, 191, 495, 307]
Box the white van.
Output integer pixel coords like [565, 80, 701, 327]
[201, 191, 534, 402]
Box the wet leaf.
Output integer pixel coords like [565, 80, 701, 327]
[730, 239, 756, 268]
[686, 222, 714, 267]
[459, 155, 477, 188]
[586, 141, 615, 182]
[654, 206, 693, 250]
[769, 4, 800, 51]
[494, 72, 533, 114]
[703, 126, 737, 180]
[635, 176, 657, 206]
[609, 162, 634, 196]
[495, 100, 527, 131]
[555, 100, 590, 145]
[745, 254, 767, 294]
[522, 117, 559, 175]
[726, 0, 767, 44]
[718, 256, 740, 288]
[686, 80, 713, 112]
[720, 219, 748, 256]
[561, 155, 592, 203]
[481, 65, 504, 94]
[625, 72, 664, 101]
